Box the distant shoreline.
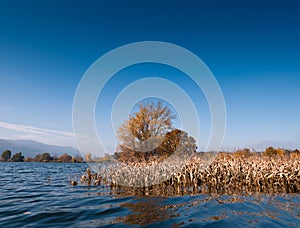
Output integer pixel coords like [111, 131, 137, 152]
[1, 147, 299, 163]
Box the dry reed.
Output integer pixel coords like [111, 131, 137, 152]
[75, 152, 300, 195]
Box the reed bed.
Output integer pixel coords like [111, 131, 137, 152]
[75, 153, 300, 195]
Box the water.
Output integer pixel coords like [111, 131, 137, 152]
[0, 163, 299, 227]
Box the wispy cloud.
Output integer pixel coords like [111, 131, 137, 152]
[0, 121, 73, 137]
[0, 121, 76, 147]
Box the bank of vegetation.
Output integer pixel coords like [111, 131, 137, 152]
[74, 101, 300, 194]
[0, 149, 84, 163]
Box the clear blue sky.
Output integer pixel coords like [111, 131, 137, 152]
[0, 0, 299, 152]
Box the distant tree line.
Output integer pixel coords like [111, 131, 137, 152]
[226, 147, 300, 158]
[1, 147, 299, 163]
[0, 150, 25, 162]
[0, 150, 84, 163]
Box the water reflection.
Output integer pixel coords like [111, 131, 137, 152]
[115, 197, 183, 226]
[0, 163, 299, 227]
[111, 191, 300, 226]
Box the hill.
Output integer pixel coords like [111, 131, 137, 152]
[0, 138, 80, 158]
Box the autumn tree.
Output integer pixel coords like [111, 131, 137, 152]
[73, 155, 84, 163]
[33, 154, 42, 162]
[263, 146, 276, 157]
[275, 148, 285, 157]
[233, 148, 251, 158]
[58, 153, 72, 162]
[116, 101, 196, 164]
[25, 157, 34, 162]
[1, 149, 11, 161]
[290, 149, 300, 159]
[117, 101, 175, 153]
[293, 149, 300, 154]
[34, 153, 53, 162]
[263, 147, 286, 157]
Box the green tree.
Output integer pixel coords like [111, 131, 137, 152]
[41, 152, 52, 162]
[11, 152, 24, 162]
[1, 150, 11, 161]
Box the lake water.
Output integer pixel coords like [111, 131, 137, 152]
[0, 162, 299, 227]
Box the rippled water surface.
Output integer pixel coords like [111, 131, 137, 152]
[0, 162, 299, 227]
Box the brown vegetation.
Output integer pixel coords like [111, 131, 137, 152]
[78, 151, 300, 195]
[115, 129, 195, 164]
[117, 101, 175, 154]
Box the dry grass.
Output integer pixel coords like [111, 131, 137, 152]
[77, 152, 300, 195]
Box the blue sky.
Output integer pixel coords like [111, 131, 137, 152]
[0, 0, 299, 152]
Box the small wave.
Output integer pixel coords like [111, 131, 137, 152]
[0, 162, 299, 227]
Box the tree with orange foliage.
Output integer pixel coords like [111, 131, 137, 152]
[233, 148, 251, 158]
[275, 148, 285, 157]
[116, 101, 196, 164]
[117, 101, 175, 153]
[58, 153, 72, 162]
[263, 147, 285, 157]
